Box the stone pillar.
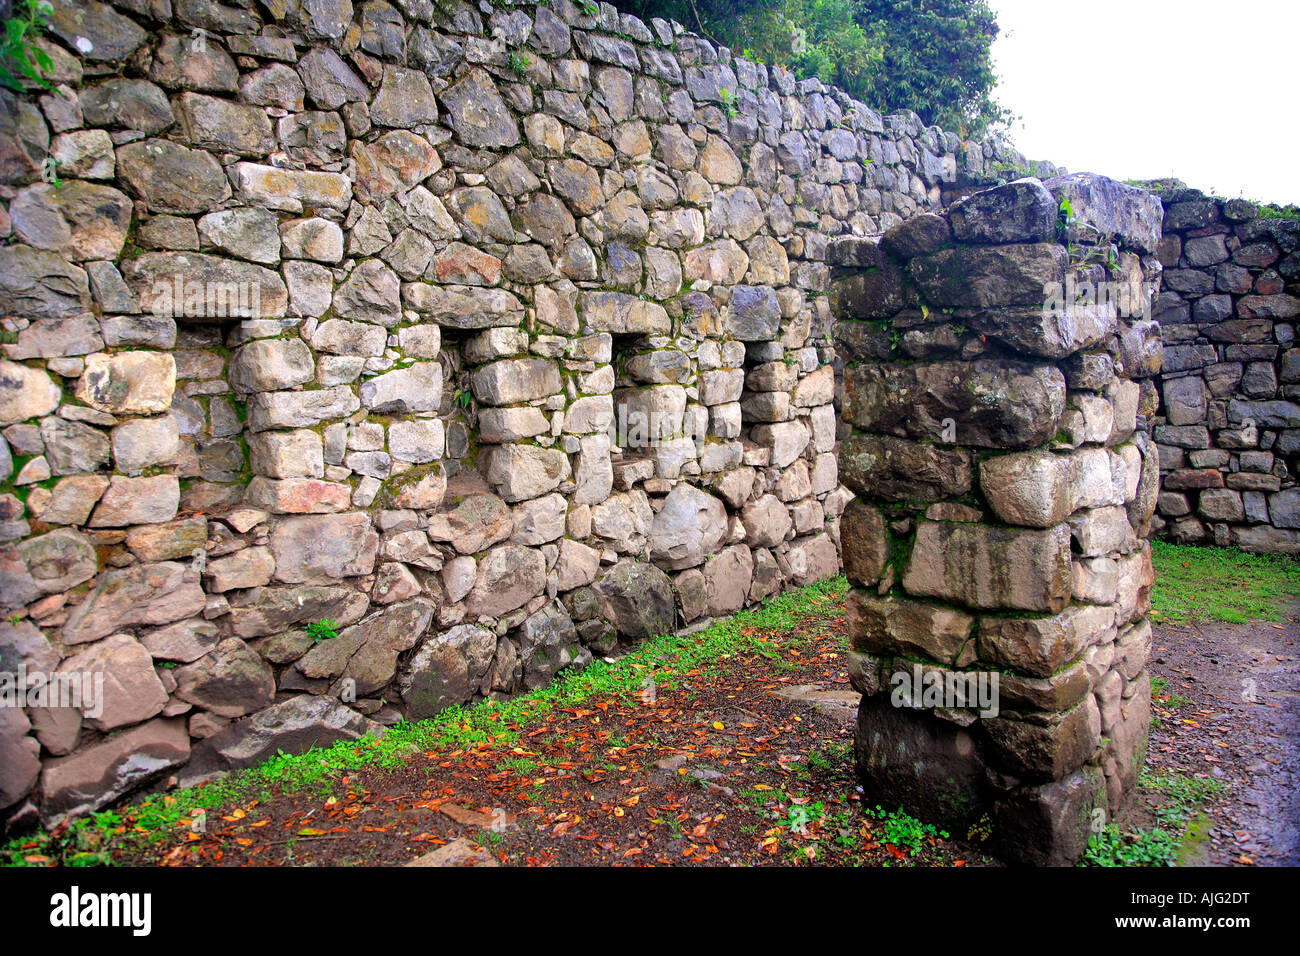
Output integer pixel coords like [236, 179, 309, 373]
[831, 174, 1164, 865]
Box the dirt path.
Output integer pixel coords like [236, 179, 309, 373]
[1141, 607, 1300, 866]
[17, 593, 1297, 868]
[98, 597, 996, 868]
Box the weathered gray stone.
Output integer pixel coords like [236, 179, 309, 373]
[270, 513, 378, 584]
[0, 246, 91, 320]
[1045, 173, 1164, 253]
[9, 182, 131, 262]
[89, 475, 179, 527]
[948, 179, 1056, 244]
[173, 637, 275, 718]
[185, 696, 383, 778]
[465, 545, 546, 617]
[63, 560, 206, 645]
[41, 717, 189, 818]
[401, 624, 497, 717]
[903, 521, 1072, 612]
[483, 444, 571, 503]
[116, 139, 231, 215]
[649, 484, 728, 569]
[980, 451, 1074, 528]
[440, 68, 520, 148]
[911, 244, 1068, 308]
[593, 560, 675, 640]
[844, 360, 1066, 449]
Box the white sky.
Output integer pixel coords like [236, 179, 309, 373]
[988, 0, 1300, 205]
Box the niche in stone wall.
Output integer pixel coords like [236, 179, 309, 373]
[611, 331, 690, 477]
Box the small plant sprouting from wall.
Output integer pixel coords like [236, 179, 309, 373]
[306, 619, 339, 643]
[718, 87, 738, 118]
[0, 0, 54, 91]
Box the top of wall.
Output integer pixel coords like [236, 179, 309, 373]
[2, 0, 1059, 199]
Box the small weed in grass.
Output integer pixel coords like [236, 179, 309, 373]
[1081, 768, 1225, 867]
[806, 741, 853, 774]
[1083, 824, 1180, 867]
[1149, 540, 1300, 623]
[865, 805, 948, 855]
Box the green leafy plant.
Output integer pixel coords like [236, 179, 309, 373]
[454, 388, 473, 410]
[1083, 824, 1180, 867]
[306, 619, 339, 643]
[865, 805, 948, 855]
[508, 50, 530, 76]
[0, 0, 53, 92]
[717, 86, 738, 117]
[1056, 195, 1076, 246]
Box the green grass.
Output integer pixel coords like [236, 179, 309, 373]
[1149, 540, 1300, 624]
[1081, 769, 1225, 867]
[2, 575, 847, 867]
[1252, 203, 1300, 223]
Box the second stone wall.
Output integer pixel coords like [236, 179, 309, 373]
[1149, 185, 1300, 553]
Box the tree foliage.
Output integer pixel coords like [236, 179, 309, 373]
[614, 0, 1008, 136]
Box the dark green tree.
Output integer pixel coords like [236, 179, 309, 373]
[613, 0, 1007, 136]
[853, 0, 1008, 135]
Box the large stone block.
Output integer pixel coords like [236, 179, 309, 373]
[1045, 173, 1164, 254]
[840, 431, 973, 503]
[401, 624, 497, 718]
[911, 244, 1067, 308]
[649, 484, 728, 570]
[977, 604, 1115, 678]
[41, 718, 190, 819]
[76, 351, 175, 414]
[903, 520, 1072, 612]
[979, 450, 1074, 528]
[482, 444, 571, 503]
[465, 545, 546, 617]
[269, 513, 378, 584]
[593, 560, 675, 639]
[947, 178, 1056, 244]
[471, 358, 561, 405]
[847, 590, 975, 667]
[843, 360, 1065, 449]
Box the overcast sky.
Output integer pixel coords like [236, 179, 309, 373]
[987, 0, 1300, 206]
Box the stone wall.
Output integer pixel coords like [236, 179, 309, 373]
[0, 0, 1054, 828]
[1148, 185, 1300, 553]
[831, 174, 1163, 865]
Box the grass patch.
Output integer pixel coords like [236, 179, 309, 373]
[3, 575, 847, 867]
[1149, 540, 1300, 624]
[1081, 768, 1225, 867]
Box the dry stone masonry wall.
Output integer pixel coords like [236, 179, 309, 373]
[831, 174, 1164, 865]
[0, 0, 1048, 829]
[1148, 185, 1300, 554]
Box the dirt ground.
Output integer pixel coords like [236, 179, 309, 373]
[19, 594, 1298, 868]
[1135, 606, 1300, 866]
